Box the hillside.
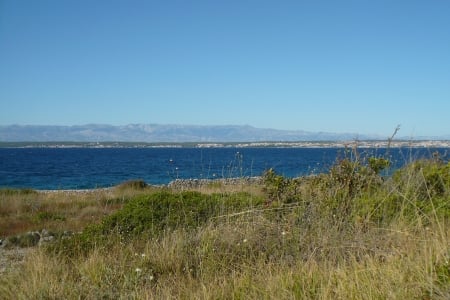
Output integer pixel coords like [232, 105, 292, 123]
[0, 124, 378, 142]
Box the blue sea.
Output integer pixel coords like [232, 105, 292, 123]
[0, 147, 447, 190]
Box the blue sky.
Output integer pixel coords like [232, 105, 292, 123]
[1, 0, 449, 137]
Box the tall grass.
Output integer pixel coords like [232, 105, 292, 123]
[1, 155, 449, 299]
[0, 183, 158, 237]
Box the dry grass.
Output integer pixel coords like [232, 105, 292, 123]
[0, 186, 159, 237]
[168, 178, 265, 196]
[1, 159, 449, 299]
[1, 218, 448, 299]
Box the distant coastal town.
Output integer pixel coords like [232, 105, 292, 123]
[1, 140, 450, 149]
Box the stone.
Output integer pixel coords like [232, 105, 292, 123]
[41, 229, 50, 237]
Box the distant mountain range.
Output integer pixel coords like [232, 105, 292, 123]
[0, 124, 447, 142]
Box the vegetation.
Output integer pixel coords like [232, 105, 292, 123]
[0, 152, 449, 299]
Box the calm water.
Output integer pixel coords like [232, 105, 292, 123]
[0, 147, 446, 190]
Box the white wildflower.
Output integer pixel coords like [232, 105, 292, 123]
[135, 268, 142, 273]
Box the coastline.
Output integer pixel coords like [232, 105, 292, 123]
[37, 187, 116, 194]
[33, 177, 265, 193]
[2, 140, 450, 149]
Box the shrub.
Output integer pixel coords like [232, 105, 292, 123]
[368, 157, 390, 174]
[115, 179, 148, 190]
[393, 158, 449, 197]
[262, 168, 303, 204]
[328, 156, 387, 199]
[391, 158, 450, 219]
[262, 154, 390, 227]
[6, 231, 41, 248]
[49, 191, 265, 257]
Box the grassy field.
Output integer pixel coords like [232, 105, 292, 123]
[0, 154, 449, 299]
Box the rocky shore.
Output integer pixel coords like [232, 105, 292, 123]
[32, 177, 264, 194]
[167, 176, 263, 190]
[38, 187, 115, 195]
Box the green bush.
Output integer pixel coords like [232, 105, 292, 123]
[393, 159, 449, 198]
[391, 158, 450, 218]
[101, 191, 261, 236]
[263, 155, 450, 227]
[368, 157, 390, 174]
[49, 191, 265, 257]
[263, 155, 390, 225]
[263, 168, 303, 204]
[6, 232, 41, 248]
[328, 157, 386, 198]
[115, 179, 148, 190]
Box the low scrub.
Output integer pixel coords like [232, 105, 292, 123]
[48, 191, 265, 257]
[263, 155, 449, 226]
[115, 179, 148, 190]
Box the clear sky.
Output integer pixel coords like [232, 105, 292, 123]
[1, 0, 449, 137]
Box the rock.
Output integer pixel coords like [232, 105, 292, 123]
[63, 230, 73, 236]
[1, 238, 10, 248]
[38, 229, 56, 246]
[27, 231, 41, 240]
[168, 176, 263, 190]
[44, 236, 55, 242]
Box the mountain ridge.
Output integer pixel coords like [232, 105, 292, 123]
[0, 124, 446, 142]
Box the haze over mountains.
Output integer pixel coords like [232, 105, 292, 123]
[0, 124, 447, 143]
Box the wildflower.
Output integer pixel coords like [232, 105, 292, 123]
[135, 268, 142, 273]
[149, 275, 154, 281]
[281, 231, 287, 236]
[243, 238, 247, 243]
[141, 253, 146, 258]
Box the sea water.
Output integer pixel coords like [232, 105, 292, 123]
[0, 147, 446, 190]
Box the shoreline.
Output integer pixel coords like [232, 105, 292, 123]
[37, 187, 116, 194]
[32, 177, 265, 193]
[2, 140, 450, 149]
